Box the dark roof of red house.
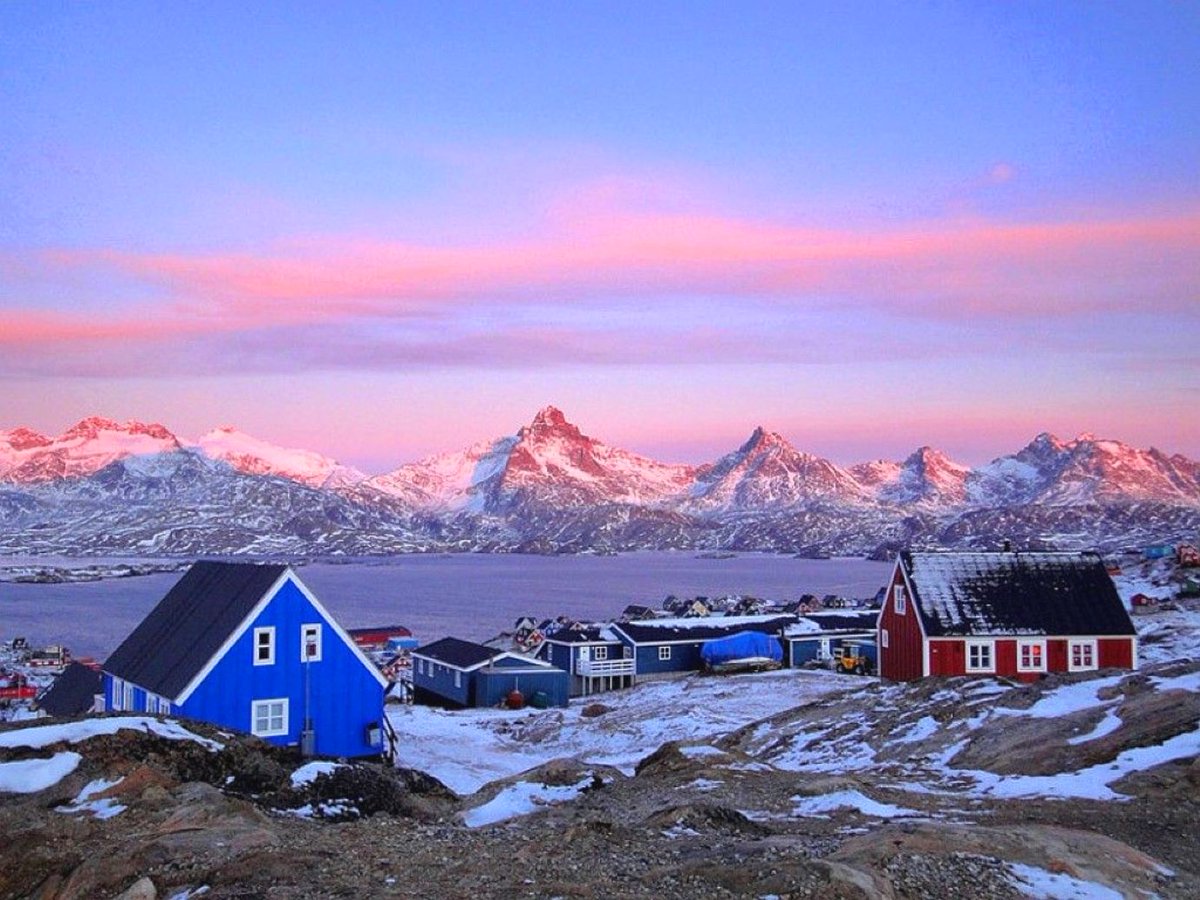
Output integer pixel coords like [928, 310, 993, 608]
[899, 551, 1135, 638]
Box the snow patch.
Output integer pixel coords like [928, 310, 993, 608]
[0, 752, 81, 793]
[463, 775, 596, 828]
[0, 716, 223, 751]
[791, 789, 918, 819]
[1006, 862, 1123, 900]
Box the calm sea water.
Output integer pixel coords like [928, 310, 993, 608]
[0, 553, 890, 658]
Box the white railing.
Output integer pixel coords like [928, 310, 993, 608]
[577, 658, 635, 677]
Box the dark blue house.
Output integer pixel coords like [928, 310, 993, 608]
[782, 611, 879, 668]
[102, 561, 388, 758]
[611, 615, 795, 680]
[412, 637, 569, 708]
[537, 625, 634, 696]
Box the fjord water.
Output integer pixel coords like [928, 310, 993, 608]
[1, 553, 891, 658]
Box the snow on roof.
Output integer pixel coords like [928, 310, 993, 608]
[616, 614, 794, 643]
[901, 551, 1135, 638]
[783, 611, 879, 637]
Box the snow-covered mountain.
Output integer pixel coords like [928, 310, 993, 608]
[364, 406, 697, 513]
[0, 417, 183, 484]
[868, 446, 971, 507]
[968, 433, 1200, 507]
[197, 426, 366, 490]
[687, 427, 869, 512]
[0, 418, 366, 492]
[2, 410, 1198, 557]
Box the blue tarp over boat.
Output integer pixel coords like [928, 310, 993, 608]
[700, 631, 783, 667]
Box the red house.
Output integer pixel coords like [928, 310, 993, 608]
[877, 551, 1137, 682]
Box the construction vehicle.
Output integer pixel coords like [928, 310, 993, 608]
[833, 642, 873, 675]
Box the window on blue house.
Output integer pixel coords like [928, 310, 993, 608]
[254, 627, 275, 666]
[658, 646, 671, 661]
[252, 698, 288, 736]
[301, 623, 322, 662]
[454, 670, 461, 688]
[594, 646, 608, 661]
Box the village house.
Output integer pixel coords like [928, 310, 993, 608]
[411, 637, 569, 708]
[609, 614, 794, 681]
[877, 551, 1137, 682]
[102, 561, 388, 758]
[782, 610, 879, 669]
[537, 625, 634, 696]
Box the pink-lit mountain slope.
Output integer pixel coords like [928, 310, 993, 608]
[0, 417, 183, 484]
[197, 426, 366, 490]
[968, 433, 1200, 507]
[687, 427, 870, 512]
[852, 446, 971, 507]
[363, 406, 697, 512]
[0, 418, 365, 491]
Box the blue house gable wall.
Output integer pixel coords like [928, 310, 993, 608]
[103, 567, 385, 759]
[177, 577, 384, 758]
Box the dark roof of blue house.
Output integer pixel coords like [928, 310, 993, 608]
[36, 662, 101, 717]
[900, 551, 1135, 638]
[542, 626, 619, 644]
[616, 615, 794, 644]
[104, 561, 289, 699]
[414, 637, 504, 669]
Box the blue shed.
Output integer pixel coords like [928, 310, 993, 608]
[611, 615, 795, 681]
[102, 561, 388, 758]
[782, 611, 879, 668]
[538, 625, 634, 696]
[412, 637, 569, 708]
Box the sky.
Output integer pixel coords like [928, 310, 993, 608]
[1, 2, 1197, 473]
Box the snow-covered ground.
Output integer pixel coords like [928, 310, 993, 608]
[387, 668, 850, 794]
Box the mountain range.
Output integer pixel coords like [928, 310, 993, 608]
[1, 409, 1197, 558]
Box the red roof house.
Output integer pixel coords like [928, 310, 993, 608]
[877, 551, 1137, 682]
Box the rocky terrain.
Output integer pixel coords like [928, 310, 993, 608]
[2, 591, 1197, 899]
[2, 410, 1199, 558]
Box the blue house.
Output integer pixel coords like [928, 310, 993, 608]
[537, 625, 634, 696]
[102, 561, 388, 758]
[610, 615, 795, 681]
[412, 637, 569, 708]
[782, 611, 879, 668]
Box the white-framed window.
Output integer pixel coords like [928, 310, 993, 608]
[658, 646, 671, 661]
[159, 696, 172, 715]
[454, 670, 461, 688]
[893, 584, 907, 615]
[965, 640, 994, 673]
[251, 698, 288, 737]
[253, 627, 275, 666]
[109, 677, 123, 711]
[881, 628, 890, 649]
[594, 646, 608, 661]
[300, 623, 322, 662]
[1017, 640, 1046, 672]
[123, 681, 134, 711]
[1069, 639, 1097, 672]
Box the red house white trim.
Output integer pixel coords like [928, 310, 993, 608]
[876, 551, 1137, 682]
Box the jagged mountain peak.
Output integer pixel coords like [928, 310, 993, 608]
[738, 426, 794, 455]
[60, 417, 178, 443]
[519, 405, 585, 443]
[1, 426, 52, 451]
